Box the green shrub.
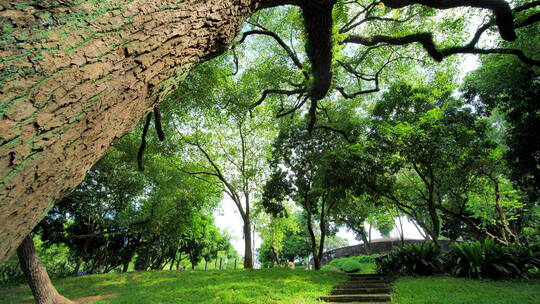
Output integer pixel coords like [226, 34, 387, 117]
[320, 264, 336, 271]
[356, 254, 380, 263]
[0, 255, 24, 283]
[447, 239, 540, 279]
[340, 259, 362, 272]
[376, 242, 443, 275]
[321, 256, 364, 273]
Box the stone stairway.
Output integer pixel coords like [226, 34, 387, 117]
[319, 273, 393, 303]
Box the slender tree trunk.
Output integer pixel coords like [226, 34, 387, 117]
[493, 179, 516, 242]
[73, 257, 83, 275]
[317, 200, 327, 267]
[243, 221, 254, 269]
[305, 210, 320, 270]
[122, 261, 130, 273]
[411, 219, 430, 241]
[73, 236, 91, 274]
[270, 246, 280, 266]
[169, 256, 175, 270]
[368, 224, 372, 244]
[17, 235, 73, 304]
[121, 249, 136, 273]
[397, 215, 405, 247]
[176, 255, 182, 270]
[358, 226, 371, 255]
[427, 204, 440, 242]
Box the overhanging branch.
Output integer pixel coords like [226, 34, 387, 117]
[237, 30, 308, 79]
[250, 88, 305, 111]
[137, 113, 152, 171]
[383, 0, 517, 41]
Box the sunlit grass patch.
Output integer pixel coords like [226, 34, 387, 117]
[391, 276, 540, 304]
[0, 268, 345, 304]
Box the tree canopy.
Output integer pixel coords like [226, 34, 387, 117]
[1, 2, 540, 302]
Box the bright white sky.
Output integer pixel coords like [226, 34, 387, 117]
[214, 196, 425, 258]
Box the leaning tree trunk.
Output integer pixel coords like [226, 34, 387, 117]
[17, 235, 73, 304]
[0, 0, 264, 266]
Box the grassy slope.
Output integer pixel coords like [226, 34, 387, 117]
[0, 269, 346, 304]
[392, 276, 540, 304]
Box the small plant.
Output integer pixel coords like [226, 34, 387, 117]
[376, 242, 443, 275]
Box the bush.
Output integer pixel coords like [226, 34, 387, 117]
[376, 242, 443, 275]
[0, 237, 74, 283]
[356, 254, 381, 263]
[0, 255, 24, 283]
[321, 256, 363, 273]
[446, 239, 540, 279]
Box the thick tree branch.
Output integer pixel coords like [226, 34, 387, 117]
[514, 0, 540, 12]
[153, 107, 165, 142]
[344, 30, 540, 66]
[383, 0, 516, 41]
[345, 33, 445, 61]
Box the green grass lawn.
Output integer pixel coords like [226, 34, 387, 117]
[392, 276, 540, 304]
[2, 270, 539, 304]
[0, 269, 346, 304]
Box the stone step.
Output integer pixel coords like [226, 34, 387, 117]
[348, 280, 394, 284]
[320, 294, 392, 302]
[348, 274, 389, 278]
[348, 276, 394, 281]
[332, 287, 393, 295]
[324, 302, 389, 304]
[339, 282, 393, 288]
[349, 277, 392, 281]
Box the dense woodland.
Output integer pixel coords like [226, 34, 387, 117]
[1, 0, 540, 303]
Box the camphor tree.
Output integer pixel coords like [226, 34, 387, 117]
[161, 58, 278, 268]
[262, 121, 347, 269]
[324, 76, 530, 245]
[1, 0, 539, 269]
[254, 201, 300, 267]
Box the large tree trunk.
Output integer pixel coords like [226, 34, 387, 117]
[0, 0, 264, 266]
[17, 235, 73, 304]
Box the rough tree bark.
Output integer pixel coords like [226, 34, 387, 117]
[17, 234, 73, 304]
[0, 0, 269, 266]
